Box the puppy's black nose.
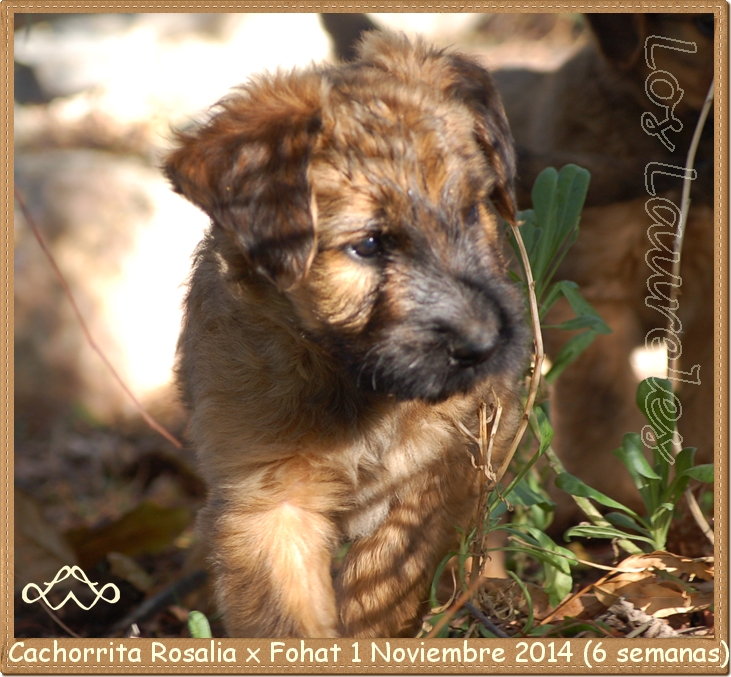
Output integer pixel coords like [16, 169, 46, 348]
[449, 334, 497, 368]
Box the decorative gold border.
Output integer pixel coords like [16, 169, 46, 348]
[1, 2, 728, 673]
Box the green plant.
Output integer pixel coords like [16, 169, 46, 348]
[430, 163, 714, 638]
[504, 166, 712, 555]
[188, 610, 213, 639]
[558, 377, 713, 551]
[507, 164, 611, 384]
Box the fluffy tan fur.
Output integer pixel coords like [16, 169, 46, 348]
[165, 32, 528, 637]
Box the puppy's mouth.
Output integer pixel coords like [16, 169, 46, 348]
[353, 281, 529, 403]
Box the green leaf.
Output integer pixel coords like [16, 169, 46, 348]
[188, 611, 213, 638]
[612, 433, 661, 481]
[489, 501, 509, 520]
[674, 447, 697, 476]
[539, 280, 566, 320]
[509, 481, 554, 510]
[507, 269, 523, 283]
[544, 330, 597, 384]
[429, 551, 457, 609]
[496, 406, 554, 510]
[554, 472, 639, 515]
[537, 166, 591, 293]
[661, 447, 697, 505]
[514, 165, 591, 302]
[507, 571, 535, 634]
[427, 613, 451, 638]
[554, 165, 590, 241]
[544, 316, 608, 332]
[680, 464, 714, 483]
[531, 168, 559, 228]
[503, 526, 575, 606]
[612, 432, 662, 512]
[534, 403, 554, 452]
[502, 526, 576, 573]
[531, 165, 590, 274]
[553, 281, 612, 334]
[636, 377, 680, 465]
[530, 168, 560, 284]
[603, 511, 650, 536]
[564, 525, 656, 547]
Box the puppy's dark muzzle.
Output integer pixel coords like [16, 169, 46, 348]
[337, 256, 529, 404]
[449, 333, 498, 369]
[435, 317, 499, 370]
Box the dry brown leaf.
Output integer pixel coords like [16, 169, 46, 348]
[614, 551, 712, 581]
[67, 501, 192, 569]
[541, 590, 604, 623]
[591, 550, 713, 619]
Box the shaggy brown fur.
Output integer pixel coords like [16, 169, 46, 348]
[165, 32, 529, 637]
[493, 13, 714, 525]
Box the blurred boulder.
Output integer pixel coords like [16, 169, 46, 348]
[15, 149, 207, 436]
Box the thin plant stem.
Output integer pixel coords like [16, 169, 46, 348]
[424, 572, 485, 639]
[665, 80, 715, 546]
[40, 601, 82, 639]
[668, 80, 714, 375]
[486, 218, 544, 491]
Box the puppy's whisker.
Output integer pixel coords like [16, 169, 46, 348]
[406, 355, 422, 371]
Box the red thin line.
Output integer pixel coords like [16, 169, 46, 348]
[15, 186, 183, 449]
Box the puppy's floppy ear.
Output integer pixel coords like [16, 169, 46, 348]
[440, 54, 517, 225]
[356, 32, 517, 225]
[586, 14, 646, 70]
[164, 71, 323, 289]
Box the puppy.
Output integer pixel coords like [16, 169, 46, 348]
[165, 32, 529, 637]
[493, 13, 714, 525]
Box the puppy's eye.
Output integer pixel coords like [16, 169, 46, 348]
[349, 236, 381, 259]
[466, 205, 481, 226]
[695, 15, 714, 38]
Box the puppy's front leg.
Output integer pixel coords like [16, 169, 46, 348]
[337, 460, 477, 637]
[204, 461, 341, 637]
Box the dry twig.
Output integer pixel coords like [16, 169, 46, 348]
[39, 601, 82, 639]
[486, 217, 544, 491]
[666, 80, 715, 546]
[424, 573, 486, 639]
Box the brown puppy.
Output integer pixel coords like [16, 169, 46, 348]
[165, 32, 529, 637]
[493, 13, 714, 525]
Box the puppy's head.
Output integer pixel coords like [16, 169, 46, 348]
[166, 32, 527, 402]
